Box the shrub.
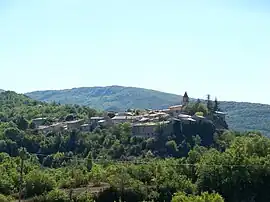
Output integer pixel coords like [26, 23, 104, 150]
[25, 170, 56, 197]
[75, 191, 94, 202]
[45, 189, 69, 202]
[172, 192, 224, 202]
[195, 112, 204, 117]
[0, 194, 14, 202]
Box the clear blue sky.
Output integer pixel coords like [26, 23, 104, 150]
[1, 0, 270, 103]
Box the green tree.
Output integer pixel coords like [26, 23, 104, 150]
[28, 121, 36, 129]
[0, 194, 14, 202]
[172, 192, 224, 202]
[65, 114, 74, 121]
[45, 189, 69, 202]
[196, 134, 270, 202]
[15, 116, 29, 131]
[165, 140, 178, 155]
[184, 103, 208, 116]
[76, 191, 94, 202]
[86, 151, 93, 172]
[213, 97, 220, 112]
[4, 127, 23, 143]
[89, 164, 105, 186]
[25, 170, 56, 197]
[206, 94, 213, 114]
[195, 112, 204, 117]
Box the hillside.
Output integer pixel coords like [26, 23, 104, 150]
[26, 86, 270, 134]
[25, 86, 181, 111]
[0, 91, 98, 122]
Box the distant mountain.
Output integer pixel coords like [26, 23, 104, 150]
[26, 86, 270, 135]
[26, 86, 182, 111]
[0, 89, 5, 93]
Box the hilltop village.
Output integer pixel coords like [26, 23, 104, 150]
[30, 92, 227, 137]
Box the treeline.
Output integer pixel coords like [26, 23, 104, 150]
[1, 131, 270, 202]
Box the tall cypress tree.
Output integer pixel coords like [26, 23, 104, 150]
[206, 94, 213, 114]
[213, 97, 220, 112]
[86, 151, 93, 172]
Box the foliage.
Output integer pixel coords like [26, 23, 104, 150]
[34, 189, 69, 202]
[1, 132, 270, 201]
[0, 194, 14, 202]
[195, 112, 204, 117]
[25, 170, 56, 197]
[86, 151, 93, 172]
[196, 134, 270, 202]
[0, 91, 98, 122]
[172, 192, 224, 202]
[75, 191, 94, 202]
[184, 103, 208, 116]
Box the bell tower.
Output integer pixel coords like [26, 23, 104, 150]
[182, 91, 189, 106]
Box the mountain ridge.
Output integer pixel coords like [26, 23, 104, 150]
[25, 85, 269, 105]
[25, 86, 270, 135]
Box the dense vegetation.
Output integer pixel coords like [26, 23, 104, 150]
[25, 86, 270, 135]
[1, 91, 270, 201]
[0, 91, 98, 123]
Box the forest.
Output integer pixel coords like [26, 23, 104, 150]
[0, 91, 269, 202]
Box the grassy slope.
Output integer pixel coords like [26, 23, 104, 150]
[26, 86, 270, 134]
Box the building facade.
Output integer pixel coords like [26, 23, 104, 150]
[66, 119, 84, 130]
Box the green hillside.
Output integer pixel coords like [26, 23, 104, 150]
[0, 91, 98, 122]
[25, 86, 181, 111]
[26, 86, 270, 134]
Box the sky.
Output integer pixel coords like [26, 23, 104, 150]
[0, 0, 270, 103]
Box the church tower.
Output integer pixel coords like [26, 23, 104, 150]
[182, 91, 189, 106]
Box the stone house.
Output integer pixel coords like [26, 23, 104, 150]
[168, 105, 183, 117]
[81, 124, 91, 132]
[66, 119, 84, 130]
[90, 116, 113, 130]
[132, 121, 170, 137]
[32, 118, 47, 128]
[38, 122, 64, 134]
[111, 115, 141, 124]
[90, 117, 105, 128]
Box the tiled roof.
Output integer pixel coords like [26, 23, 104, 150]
[90, 117, 104, 120]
